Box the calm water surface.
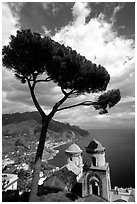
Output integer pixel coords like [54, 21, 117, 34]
[48, 129, 135, 188]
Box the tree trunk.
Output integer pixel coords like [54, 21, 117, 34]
[29, 117, 50, 202]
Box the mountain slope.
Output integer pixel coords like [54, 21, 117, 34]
[2, 111, 89, 159]
[2, 111, 88, 135]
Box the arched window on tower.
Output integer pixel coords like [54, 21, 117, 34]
[89, 178, 100, 196]
[92, 181, 99, 196]
[70, 157, 72, 161]
[92, 156, 96, 166]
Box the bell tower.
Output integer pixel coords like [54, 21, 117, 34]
[82, 139, 111, 201]
[65, 143, 83, 181]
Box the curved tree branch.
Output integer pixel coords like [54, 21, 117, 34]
[57, 100, 94, 111]
[48, 90, 74, 118]
[27, 79, 46, 118]
[29, 77, 52, 83]
[35, 77, 52, 83]
[61, 87, 67, 96]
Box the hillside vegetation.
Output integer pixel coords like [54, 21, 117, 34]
[2, 111, 89, 158]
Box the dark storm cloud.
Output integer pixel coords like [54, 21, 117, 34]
[8, 2, 74, 36]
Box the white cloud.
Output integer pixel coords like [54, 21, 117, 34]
[120, 96, 135, 104]
[2, 2, 20, 114]
[72, 2, 91, 24]
[110, 112, 135, 119]
[2, 3, 20, 46]
[95, 114, 111, 121]
[53, 3, 134, 79]
[52, 2, 135, 128]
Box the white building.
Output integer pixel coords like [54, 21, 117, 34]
[2, 174, 18, 191]
[110, 187, 135, 202]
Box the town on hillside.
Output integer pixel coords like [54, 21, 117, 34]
[2, 139, 135, 202]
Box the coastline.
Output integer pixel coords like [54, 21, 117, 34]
[42, 140, 72, 162]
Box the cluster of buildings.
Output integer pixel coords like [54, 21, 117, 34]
[42, 139, 135, 202]
[2, 139, 135, 202]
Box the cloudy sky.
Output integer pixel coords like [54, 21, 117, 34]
[2, 2, 135, 129]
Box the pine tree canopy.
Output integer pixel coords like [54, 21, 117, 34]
[2, 29, 110, 94]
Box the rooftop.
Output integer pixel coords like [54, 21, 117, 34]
[77, 194, 106, 202]
[43, 166, 77, 192]
[86, 139, 105, 153]
[65, 143, 82, 153]
[36, 191, 72, 202]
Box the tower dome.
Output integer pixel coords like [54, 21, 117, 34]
[86, 139, 105, 154]
[65, 143, 83, 172]
[65, 143, 82, 153]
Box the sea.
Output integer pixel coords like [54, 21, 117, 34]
[48, 129, 135, 189]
